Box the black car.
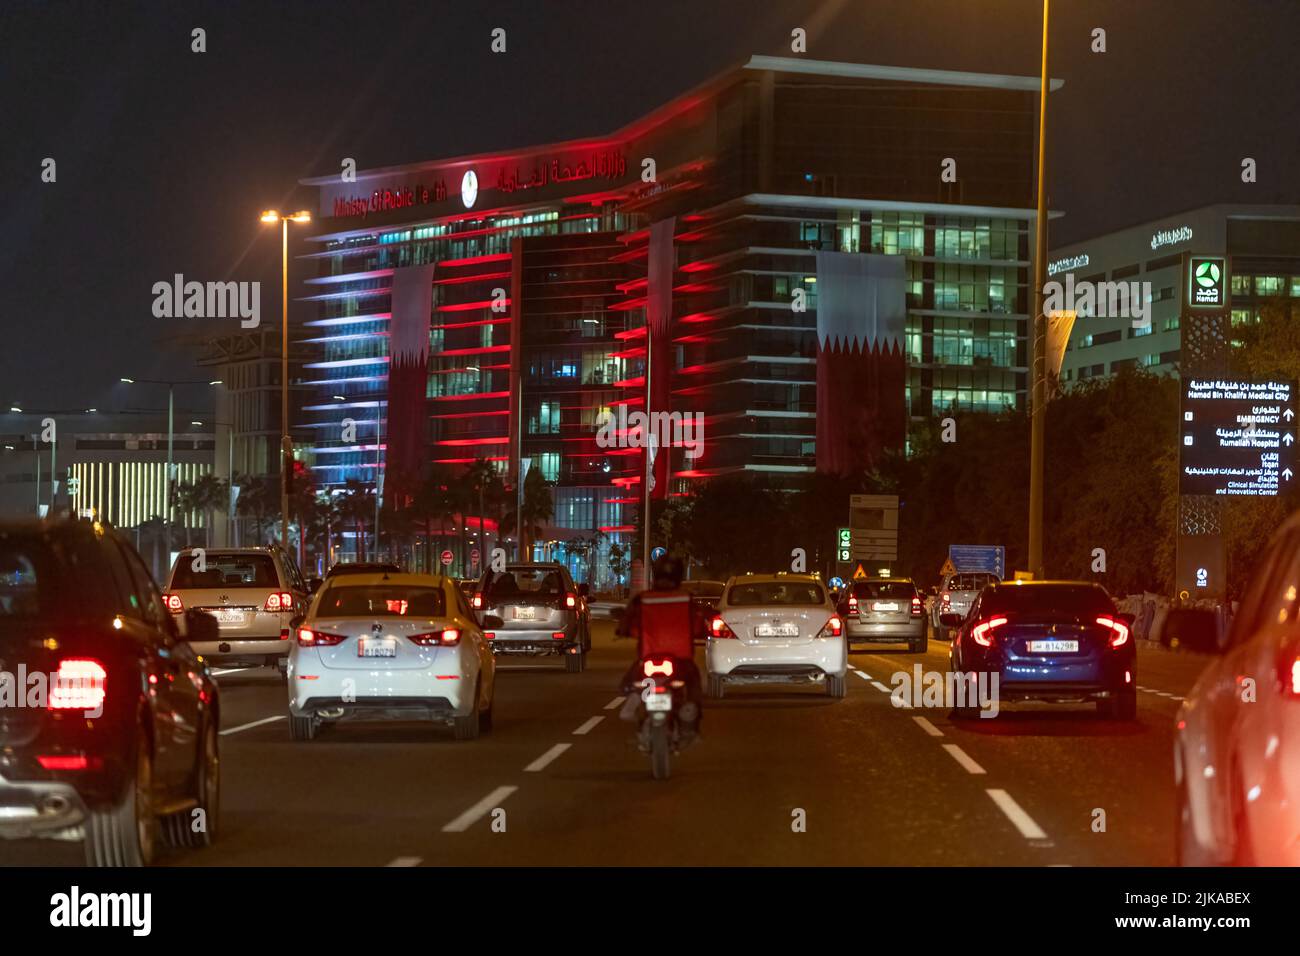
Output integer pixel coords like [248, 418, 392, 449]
[0, 519, 221, 865]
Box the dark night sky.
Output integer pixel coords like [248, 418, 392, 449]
[2, 0, 1297, 413]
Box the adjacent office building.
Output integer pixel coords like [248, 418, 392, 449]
[297, 56, 1056, 581]
[1049, 204, 1300, 384]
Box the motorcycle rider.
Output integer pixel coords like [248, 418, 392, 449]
[616, 553, 703, 735]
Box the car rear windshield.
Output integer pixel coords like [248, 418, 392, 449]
[317, 585, 446, 618]
[981, 585, 1115, 616]
[0, 541, 48, 620]
[171, 553, 279, 589]
[328, 563, 401, 577]
[685, 581, 724, 597]
[947, 573, 999, 592]
[485, 568, 565, 603]
[0, 531, 114, 623]
[852, 581, 917, 599]
[727, 581, 825, 606]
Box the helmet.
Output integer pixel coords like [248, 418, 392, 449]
[650, 553, 685, 590]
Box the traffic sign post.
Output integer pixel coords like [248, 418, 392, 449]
[1179, 378, 1295, 497]
[947, 545, 1006, 578]
[440, 549, 454, 567]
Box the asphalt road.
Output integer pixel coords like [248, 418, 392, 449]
[2, 621, 1211, 866]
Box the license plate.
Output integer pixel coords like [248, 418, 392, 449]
[872, 602, 899, 612]
[755, 624, 799, 638]
[513, 606, 537, 621]
[644, 693, 672, 712]
[1028, 639, 1078, 653]
[214, 610, 245, 625]
[358, 637, 397, 658]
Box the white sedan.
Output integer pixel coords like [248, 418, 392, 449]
[287, 573, 496, 741]
[1176, 515, 1300, 865]
[705, 573, 847, 698]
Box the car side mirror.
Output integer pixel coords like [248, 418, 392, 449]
[308, 577, 323, 595]
[289, 614, 305, 630]
[184, 608, 220, 644]
[577, 582, 590, 598]
[939, 613, 965, 628]
[483, 614, 504, 629]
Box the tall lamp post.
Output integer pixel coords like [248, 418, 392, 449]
[1027, 0, 1051, 580]
[119, 378, 221, 564]
[259, 209, 312, 554]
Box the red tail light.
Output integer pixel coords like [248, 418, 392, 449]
[709, 615, 736, 639]
[1277, 642, 1300, 697]
[1096, 615, 1130, 648]
[940, 592, 951, 610]
[848, 595, 859, 614]
[471, 593, 483, 609]
[820, 615, 843, 638]
[1289, 656, 1300, 697]
[37, 755, 95, 770]
[643, 658, 674, 677]
[163, 593, 184, 613]
[911, 595, 923, 617]
[565, 593, 577, 608]
[971, 616, 1008, 647]
[264, 592, 294, 612]
[551, 631, 565, 640]
[296, 627, 345, 647]
[48, 658, 107, 711]
[411, 628, 460, 646]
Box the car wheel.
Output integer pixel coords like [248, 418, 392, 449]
[480, 680, 494, 733]
[1097, 688, 1137, 720]
[1175, 753, 1218, 867]
[85, 728, 156, 867]
[826, 673, 847, 699]
[933, 624, 946, 642]
[453, 702, 481, 740]
[289, 714, 318, 741]
[165, 717, 220, 849]
[708, 675, 725, 699]
[564, 649, 584, 673]
[910, 637, 928, 653]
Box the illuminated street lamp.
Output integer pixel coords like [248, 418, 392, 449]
[259, 209, 312, 553]
[1027, 0, 1051, 580]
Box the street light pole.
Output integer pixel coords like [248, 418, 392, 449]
[166, 383, 175, 553]
[1027, 0, 1051, 581]
[280, 216, 290, 554]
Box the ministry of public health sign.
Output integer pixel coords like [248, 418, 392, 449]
[1180, 379, 1295, 497]
[1187, 255, 1226, 309]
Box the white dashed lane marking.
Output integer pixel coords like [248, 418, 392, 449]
[573, 716, 605, 735]
[912, 716, 944, 737]
[870, 681, 892, 694]
[386, 857, 422, 867]
[441, 785, 518, 833]
[942, 743, 987, 775]
[603, 696, 625, 710]
[220, 715, 285, 736]
[987, 788, 1049, 840]
[524, 743, 572, 773]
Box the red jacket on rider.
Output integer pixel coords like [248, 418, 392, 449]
[622, 588, 696, 661]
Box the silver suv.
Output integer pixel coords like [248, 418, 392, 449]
[473, 563, 591, 672]
[931, 571, 1000, 640]
[164, 546, 309, 674]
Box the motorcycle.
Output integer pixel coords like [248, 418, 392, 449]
[625, 658, 698, 780]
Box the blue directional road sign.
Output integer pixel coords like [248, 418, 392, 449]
[948, 545, 1005, 578]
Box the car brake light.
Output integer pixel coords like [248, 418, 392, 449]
[1095, 615, 1130, 648]
[709, 615, 735, 639]
[484, 632, 495, 640]
[411, 628, 460, 646]
[820, 615, 843, 638]
[37, 755, 96, 770]
[971, 616, 1008, 647]
[1277, 643, 1300, 697]
[848, 595, 859, 612]
[1290, 657, 1300, 697]
[911, 595, 923, 617]
[565, 593, 577, 608]
[296, 627, 345, 647]
[643, 659, 674, 677]
[163, 593, 184, 613]
[48, 658, 107, 711]
[264, 592, 294, 612]
[471, 593, 483, 609]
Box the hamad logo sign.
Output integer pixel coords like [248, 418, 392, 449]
[1188, 255, 1226, 308]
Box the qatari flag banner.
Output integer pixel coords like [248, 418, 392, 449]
[646, 216, 675, 498]
[814, 251, 907, 477]
[387, 263, 435, 507]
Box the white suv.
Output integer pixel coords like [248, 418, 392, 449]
[164, 546, 308, 674]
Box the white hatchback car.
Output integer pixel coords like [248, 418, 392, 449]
[705, 573, 847, 698]
[287, 572, 496, 741]
[1176, 514, 1300, 865]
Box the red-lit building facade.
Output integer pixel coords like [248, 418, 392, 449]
[298, 56, 1049, 585]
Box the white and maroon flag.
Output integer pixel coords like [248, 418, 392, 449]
[387, 263, 435, 507]
[814, 251, 907, 477]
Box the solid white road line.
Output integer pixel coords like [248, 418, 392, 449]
[386, 857, 422, 867]
[219, 715, 286, 736]
[912, 716, 944, 737]
[573, 716, 605, 735]
[942, 743, 987, 775]
[604, 696, 626, 710]
[987, 788, 1049, 840]
[524, 743, 572, 772]
[441, 785, 518, 833]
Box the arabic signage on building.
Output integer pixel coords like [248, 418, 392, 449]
[328, 148, 629, 220]
[1180, 378, 1295, 497]
[1151, 225, 1194, 251]
[1187, 254, 1227, 309]
[1047, 253, 1089, 276]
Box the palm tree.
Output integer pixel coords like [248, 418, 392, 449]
[519, 465, 554, 560]
[334, 479, 374, 561]
[234, 474, 278, 546]
[187, 474, 229, 548]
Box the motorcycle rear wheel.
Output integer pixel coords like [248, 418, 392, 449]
[649, 722, 672, 780]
